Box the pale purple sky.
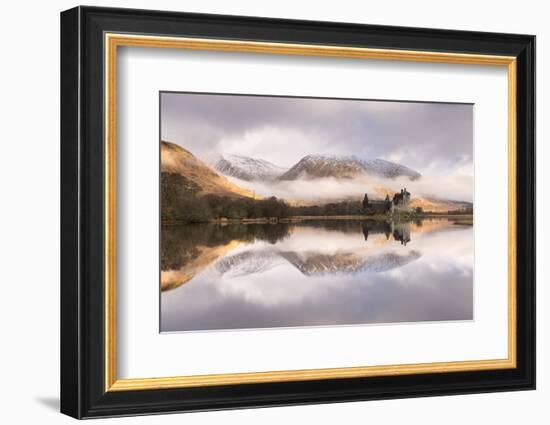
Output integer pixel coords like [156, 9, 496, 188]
[160, 92, 473, 177]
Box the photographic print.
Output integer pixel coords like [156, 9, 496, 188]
[160, 92, 474, 333]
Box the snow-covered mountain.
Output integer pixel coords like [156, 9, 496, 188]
[214, 154, 286, 181]
[278, 154, 421, 181]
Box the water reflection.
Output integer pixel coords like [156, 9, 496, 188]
[161, 218, 473, 332]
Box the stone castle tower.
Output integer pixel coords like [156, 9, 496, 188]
[392, 188, 411, 211]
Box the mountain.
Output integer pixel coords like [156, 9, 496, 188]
[278, 154, 421, 181]
[214, 154, 286, 181]
[161, 141, 253, 198]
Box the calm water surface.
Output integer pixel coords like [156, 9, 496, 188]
[160, 219, 473, 332]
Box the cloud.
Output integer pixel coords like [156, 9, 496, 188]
[215, 126, 329, 167]
[229, 169, 473, 204]
[161, 93, 473, 175]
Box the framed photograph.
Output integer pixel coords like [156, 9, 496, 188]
[60, 6, 535, 419]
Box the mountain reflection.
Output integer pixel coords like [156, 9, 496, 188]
[161, 218, 474, 331]
[216, 248, 421, 277]
[161, 219, 454, 290]
[161, 222, 291, 272]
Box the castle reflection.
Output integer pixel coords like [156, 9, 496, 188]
[361, 221, 410, 245]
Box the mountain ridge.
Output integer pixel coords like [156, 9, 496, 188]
[214, 153, 286, 181]
[278, 154, 421, 181]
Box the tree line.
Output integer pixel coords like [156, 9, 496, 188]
[161, 172, 291, 223]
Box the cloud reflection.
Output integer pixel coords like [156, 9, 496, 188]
[161, 219, 473, 332]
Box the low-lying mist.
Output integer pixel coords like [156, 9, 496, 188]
[228, 173, 473, 205]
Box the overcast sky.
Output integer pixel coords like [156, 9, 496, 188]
[160, 92, 473, 177]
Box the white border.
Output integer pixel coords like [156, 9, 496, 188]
[116, 46, 508, 379]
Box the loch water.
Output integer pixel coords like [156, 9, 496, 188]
[160, 218, 473, 332]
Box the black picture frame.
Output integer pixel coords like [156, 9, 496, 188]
[61, 5, 535, 419]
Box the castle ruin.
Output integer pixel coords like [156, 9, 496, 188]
[391, 188, 411, 211]
[362, 188, 412, 215]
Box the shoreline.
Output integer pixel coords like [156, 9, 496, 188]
[161, 214, 473, 226]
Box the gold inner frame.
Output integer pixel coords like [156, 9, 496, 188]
[104, 33, 517, 392]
